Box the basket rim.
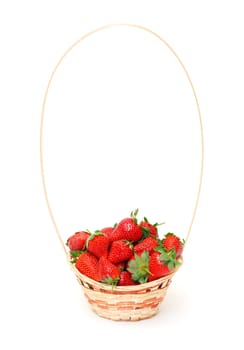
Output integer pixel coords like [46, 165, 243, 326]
[70, 257, 182, 292]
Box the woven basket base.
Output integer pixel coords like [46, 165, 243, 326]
[89, 302, 161, 321]
[84, 287, 168, 321]
[71, 263, 180, 321]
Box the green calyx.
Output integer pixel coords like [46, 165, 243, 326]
[144, 216, 165, 228]
[155, 245, 181, 270]
[165, 232, 174, 236]
[154, 221, 165, 227]
[70, 250, 83, 263]
[127, 251, 150, 284]
[102, 276, 119, 287]
[140, 217, 165, 239]
[141, 226, 150, 237]
[124, 240, 133, 249]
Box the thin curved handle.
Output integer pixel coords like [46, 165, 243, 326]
[40, 23, 204, 256]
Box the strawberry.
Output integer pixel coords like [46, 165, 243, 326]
[100, 227, 114, 235]
[140, 217, 162, 238]
[67, 231, 90, 251]
[148, 252, 172, 282]
[75, 252, 99, 281]
[116, 261, 126, 271]
[100, 227, 115, 242]
[98, 256, 120, 286]
[134, 236, 158, 255]
[127, 251, 150, 284]
[109, 209, 143, 242]
[162, 233, 184, 257]
[86, 231, 110, 258]
[148, 246, 182, 281]
[108, 240, 133, 264]
[128, 248, 180, 284]
[118, 271, 136, 286]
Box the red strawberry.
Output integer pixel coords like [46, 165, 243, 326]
[86, 231, 110, 258]
[134, 236, 158, 255]
[116, 261, 126, 271]
[100, 227, 114, 235]
[98, 256, 120, 286]
[108, 240, 133, 264]
[162, 233, 184, 257]
[100, 227, 115, 242]
[75, 252, 99, 281]
[140, 217, 162, 238]
[118, 271, 136, 286]
[148, 252, 172, 282]
[67, 231, 90, 251]
[109, 209, 143, 242]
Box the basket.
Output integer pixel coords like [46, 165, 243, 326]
[40, 23, 204, 321]
[71, 261, 181, 321]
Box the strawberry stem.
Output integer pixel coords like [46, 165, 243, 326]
[153, 222, 165, 227]
[130, 208, 139, 224]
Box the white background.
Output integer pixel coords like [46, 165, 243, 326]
[0, 1, 244, 349]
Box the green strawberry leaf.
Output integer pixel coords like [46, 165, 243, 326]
[70, 250, 84, 263]
[165, 232, 175, 237]
[157, 246, 181, 271]
[159, 248, 177, 261]
[138, 275, 148, 284]
[154, 245, 166, 254]
[102, 276, 119, 287]
[70, 250, 83, 257]
[127, 251, 150, 283]
[153, 221, 165, 227]
[140, 226, 151, 239]
[131, 208, 139, 224]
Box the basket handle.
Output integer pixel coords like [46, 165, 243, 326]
[40, 23, 204, 257]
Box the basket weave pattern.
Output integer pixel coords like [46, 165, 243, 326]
[72, 264, 179, 321]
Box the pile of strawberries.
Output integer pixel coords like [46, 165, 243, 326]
[67, 209, 184, 286]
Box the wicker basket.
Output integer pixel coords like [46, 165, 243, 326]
[40, 23, 203, 322]
[71, 262, 181, 321]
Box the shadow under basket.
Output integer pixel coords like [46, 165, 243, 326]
[71, 262, 182, 321]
